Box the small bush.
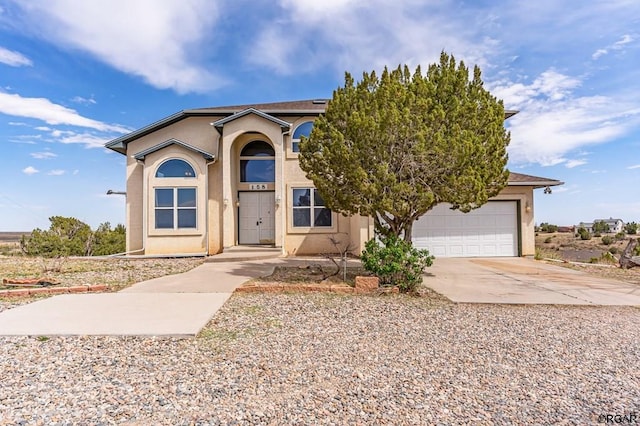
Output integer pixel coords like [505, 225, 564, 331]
[593, 232, 602, 238]
[614, 232, 626, 241]
[535, 247, 561, 260]
[543, 236, 553, 243]
[608, 247, 618, 255]
[361, 235, 434, 293]
[538, 222, 558, 233]
[599, 252, 617, 264]
[577, 227, 592, 240]
[20, 216, 125, 257]
[601, 235, 614, 245]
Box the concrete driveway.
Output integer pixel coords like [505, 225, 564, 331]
[423, 257, 640, 305]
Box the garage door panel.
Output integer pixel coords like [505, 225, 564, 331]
[413, 201, 518, 257]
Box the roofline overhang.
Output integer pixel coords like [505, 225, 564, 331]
[211, 108, 292, 134]
[508, 180, 564, 188]
[504, 109, 518, 119]
[105, 104, 519, 155]
[133, 138, 215, 161]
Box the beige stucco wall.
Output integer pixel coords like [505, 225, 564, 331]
[124, 116, 221, 255]
[489, 185, 536, 256]
[121, 111, 536, 258]
[220, 115, 285, 248]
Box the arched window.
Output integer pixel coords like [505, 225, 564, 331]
[292, 121, 313, 152]
[155, 159, 196, 178]
[240, 141, 275, 182]
[154, 159, 197, 229]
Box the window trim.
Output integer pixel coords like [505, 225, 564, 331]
[289, 186, 336, 233]
[154, 187, 197, 230]
[155, 158, 197, 178]
[291, 121, 314, 154]
[239, 140, 275, 183]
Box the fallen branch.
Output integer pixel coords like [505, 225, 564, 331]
[2, 278, 59, 287]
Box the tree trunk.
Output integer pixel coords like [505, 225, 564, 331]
[619, 238, 639, 269]
[403, 221, 413, 242]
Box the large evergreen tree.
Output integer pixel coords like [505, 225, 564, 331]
[299, 52, 510, 240]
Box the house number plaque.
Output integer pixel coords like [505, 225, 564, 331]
[249, 184, 268, 190]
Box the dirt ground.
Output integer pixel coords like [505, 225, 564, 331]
[535, 232, 640, 286]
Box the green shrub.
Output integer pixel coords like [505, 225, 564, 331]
[20, 217, 125, 257]
[543, 236, 553, 243]
[601, 235, 614, 245]
[577, 227, 592, 240]
[539, 222, 558, 233]
[615, 232, 626, 241]
[360, 235, 434, 293]
[625, 222, 638, 235]
[92, 223, 126, 256]
[608, 247, 618, 255]
[535, 247, 561, 260]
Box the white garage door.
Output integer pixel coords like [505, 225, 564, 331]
[412, 201, 518, 257]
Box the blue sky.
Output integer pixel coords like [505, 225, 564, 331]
[0, 0, 639, 231]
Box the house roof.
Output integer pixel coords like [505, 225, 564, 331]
[105, 99, 519, 155]
[210, 108, 292, 132]
[507, 172, 563, 188]
[133, 139, 215, 161]
[594, 218, 624, 223]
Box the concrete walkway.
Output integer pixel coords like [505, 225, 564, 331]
[0, 260, 277, 337]
[424, 258, 640, 305]
[2, 256, 639, 337]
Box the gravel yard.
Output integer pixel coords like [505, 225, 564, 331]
[1, 292, 638, 425]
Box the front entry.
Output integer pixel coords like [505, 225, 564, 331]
[238, 191, 275, 245]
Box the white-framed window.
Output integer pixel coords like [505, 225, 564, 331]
[292, 121, 313, 153]
[292, 187, 332, 227]
[155, 187, 197, 229]
[240, 140, 275, 182]
[156, 159, 196, 178]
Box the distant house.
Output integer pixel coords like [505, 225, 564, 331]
[557, 226, 575, 233]
[578, 218, 624, 234]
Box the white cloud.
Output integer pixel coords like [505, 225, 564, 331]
[71, 95, 96, 105]
[0, 46, 32, 67]
[592, 34, 635, 60]
[565, 159, 587, 168]
[247, 0, 493, 76]
[0, 91, 130, 133]
[56, 132, 112, 149]
[30, 151, 57, 159]
[491, 69, 640, 166]
[22, 166, 39, 175]
[14, 0, 225, 94]
[47, 169, 65, 176]
[628, 164, 640, 169]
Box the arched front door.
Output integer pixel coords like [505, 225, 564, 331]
[238, 141, 275, 245]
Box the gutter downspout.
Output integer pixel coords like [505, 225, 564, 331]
[280, 128, 290, 255]
[205, 157, 217, 256]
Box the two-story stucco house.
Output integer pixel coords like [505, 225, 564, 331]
[105, 99, 562, 258]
